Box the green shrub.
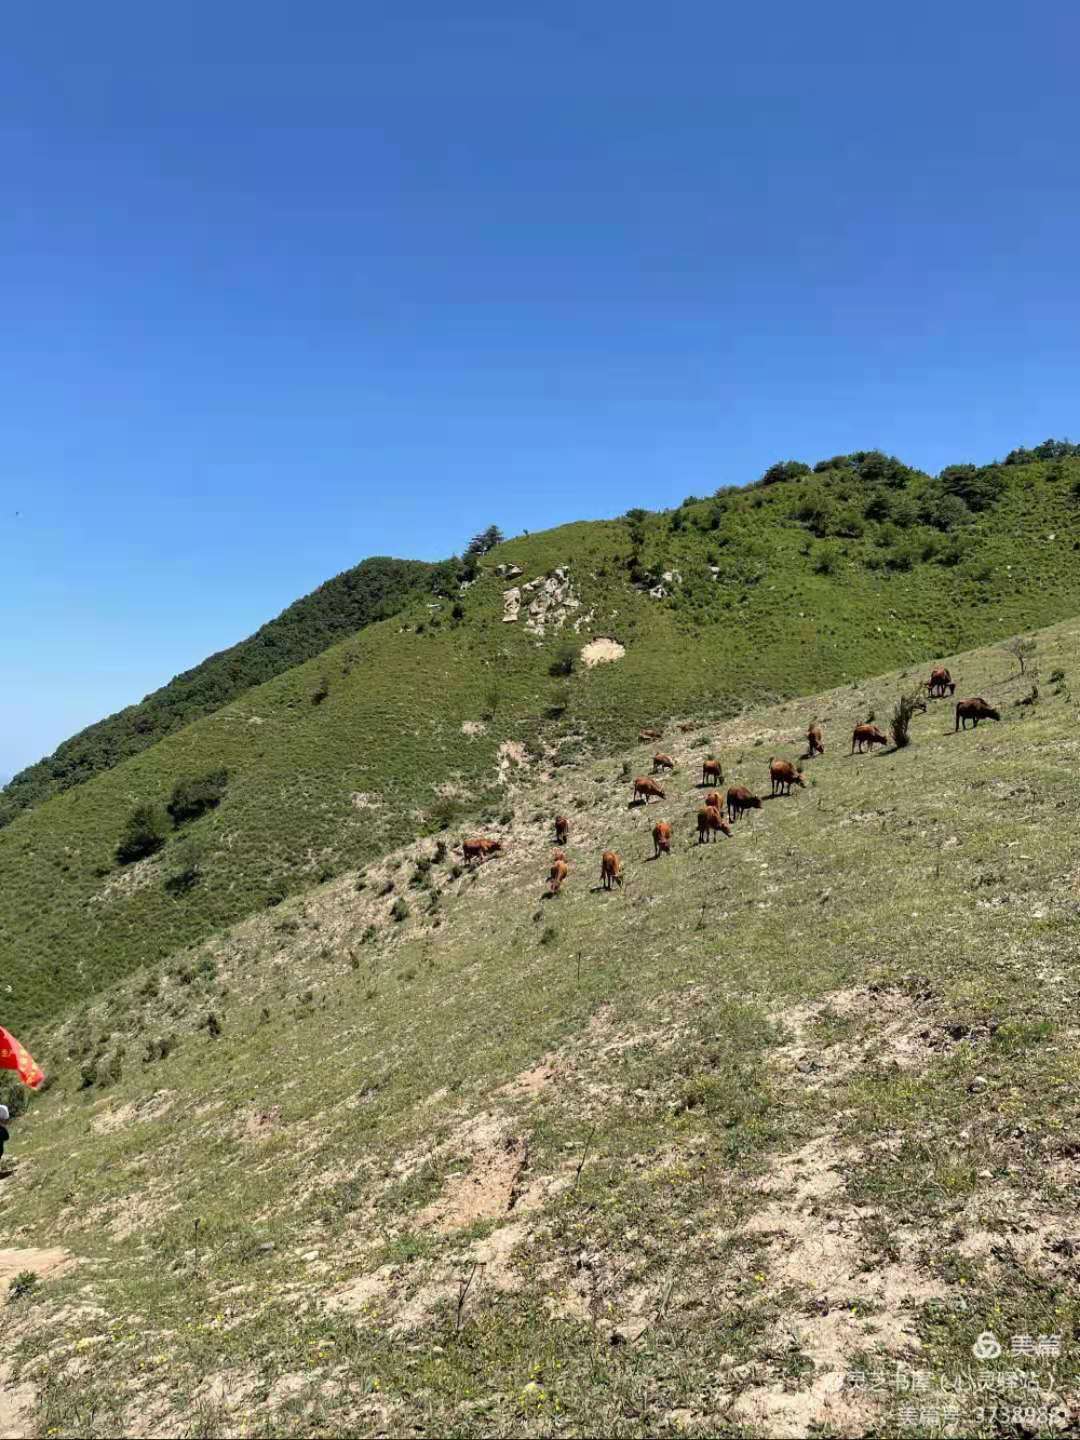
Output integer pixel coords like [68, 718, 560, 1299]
[758, 460, 811, 486]
[939, 463, 1006, 513]
[390, 897, 410, 923]
[164, 840, 204, 896]
[549, 642, 577, 677]
[166, 769, 227, 826]
[116, 804, 168, 865]
[890, 691, 921, 749]
[813, 543, 841, 576]
[7, 1270, 39, 1303]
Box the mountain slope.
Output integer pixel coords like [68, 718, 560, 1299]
[0, 555, 450, 828]
[2, 617, 1078, 1437]
[2, 449, 1079, 1037]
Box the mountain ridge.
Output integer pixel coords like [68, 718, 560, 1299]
[3, 444, 1079, 1037]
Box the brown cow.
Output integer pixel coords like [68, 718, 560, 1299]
[652, 752, 675, 773]
[554, 814, 569, 845]
[726, 786, 761, 824]
[633, 776, 665, 804]
[769, 758, 805, 796]
[927, 666, 955, 698]
[547, 850, 569, 896]
[807, 722, 825, 757]
[703, 790, 723, 812]
[639, 727, 664, 742]
[462, 837, 502, 866]
[701, 757, 723, 787]
[697, 805, 731, 842]
[600, 850, 624, 889]
[652, 820, 673, 857]
[851, 723, 888, 754]
[955, 696, 1001, 730]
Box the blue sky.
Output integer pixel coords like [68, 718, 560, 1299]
[2, 1, 1078, 779]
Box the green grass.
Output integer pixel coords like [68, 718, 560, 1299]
[3, 615, 1080, 1435]
[0, 556, 446, 828]
[3, 452, 1080, 1039]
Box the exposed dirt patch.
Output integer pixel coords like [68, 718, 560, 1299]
[772, 985, 926, 1086]
[497, 741, 529, 786]
[329, 1217, 531, 1331]
[350, 791, 382, 809]
[418, 1133, 529, 1233]
[460, 720, 487, 736]
[498, 1056, 564, 1097]
[89, 857, 158, 905]
[242, 1106, 282, 1141]
[726, 1134, 946, 1436]
[0, 1246, 74, 1296]
[91, 1089, 175, 1136]
[0, 1366, 34, 1440]
[581, 637, 626, 667]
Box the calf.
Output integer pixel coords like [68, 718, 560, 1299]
[639, 727, 664, 742]
[600, 850, 624, 890]
[769, 758, 805, 796]
[807, 722, 825, 757]
[701, 758, 723, 787]
[851, 723, 888, 754]
[633, 776, 665, 804]
[652, 752, 675, 773]
[955, 697, 1001, 730]
[554, 814, 569, 845]
[547, 850, 569, 896]
[697, 805, 731, 842]
[652, 820, 673, 857]
[726, 786, 761, 824]
[462, 837, 502, 866]
[703, 790, 723, 812]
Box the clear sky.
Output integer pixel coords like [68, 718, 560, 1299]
[2, 1, 1078, 780]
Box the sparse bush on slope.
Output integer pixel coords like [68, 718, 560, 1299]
[115, 804, 168, 865]
[166, 769, 227, 826]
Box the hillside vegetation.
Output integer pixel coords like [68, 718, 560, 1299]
[2, 618, 1079, 1437]
[2, 448, 1080, 1037]
[0, 556, 449, 828]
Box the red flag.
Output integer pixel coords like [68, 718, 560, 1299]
[0, 1026, 44, 1089]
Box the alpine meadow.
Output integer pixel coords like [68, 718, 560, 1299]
[3, 442, 1080, 1437]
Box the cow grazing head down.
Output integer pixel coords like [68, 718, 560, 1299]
[633, 777, 666, 803]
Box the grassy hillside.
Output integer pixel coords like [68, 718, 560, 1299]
[0, 555, 449, 828]
[2, 449, 1080, 1037]
[2, 618, 1079, 1437]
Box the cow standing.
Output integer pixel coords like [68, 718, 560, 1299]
[600, 851, 624, 890]
[851, 724, 888, 754]
[633, 776, 665, 804]
[769, 758, 805, 796]
[955, 697, 1001, 730]
[726, 786, 762, 824]
[697, 806, 731, 842]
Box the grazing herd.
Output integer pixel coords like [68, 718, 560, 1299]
[456, 662, 1001, 899]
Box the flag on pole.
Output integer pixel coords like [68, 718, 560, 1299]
[0, 1026, 44, 1089]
